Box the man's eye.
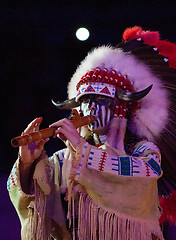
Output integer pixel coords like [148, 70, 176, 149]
[97, 96, 107, 101]
[81, 99, 89, 103]
[97, 98, 106, 103]
[97, 96, 105, 100]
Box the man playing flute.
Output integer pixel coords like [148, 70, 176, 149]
[8, 26, 176, 239]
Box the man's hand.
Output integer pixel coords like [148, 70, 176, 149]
[49, 118, 82, 150]
[107, 117, 127, 153]
[19, 117, 49, 168]
[19, 117, 49, 193]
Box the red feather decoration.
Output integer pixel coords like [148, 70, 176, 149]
[157, 40, 176, 69]
[123, 26, 176, 227]
[123, 26, 176, 69]
[159, 190, 176, 225]
[123, 26, 160, 46]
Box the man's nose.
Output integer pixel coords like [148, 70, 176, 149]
[88, 102, 96, 111]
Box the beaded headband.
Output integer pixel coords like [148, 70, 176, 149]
[75, 67, 136, 118]
[76, 67, 133, 102]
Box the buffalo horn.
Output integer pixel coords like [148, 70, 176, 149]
[51, 97, 80, 110]
[116, 84, 153, 101]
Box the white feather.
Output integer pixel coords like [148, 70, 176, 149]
[68, 46, 169, 140]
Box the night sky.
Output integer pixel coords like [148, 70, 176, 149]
[0, 1, 176, 238]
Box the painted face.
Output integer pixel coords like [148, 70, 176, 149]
[80, 94, 116, 134]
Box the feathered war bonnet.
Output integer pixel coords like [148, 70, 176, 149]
[53, 26, 176, 198]
[118, 27, 176, 200]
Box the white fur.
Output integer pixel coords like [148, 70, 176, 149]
[68, 46, 169, 140]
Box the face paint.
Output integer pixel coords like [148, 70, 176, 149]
[80, 94, 116, 133]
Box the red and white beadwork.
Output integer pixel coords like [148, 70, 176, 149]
[86, 141, 162, 177]
[7, 163, 18, 190]
[76, 67, 133, 101]
[76, 68, 134, 118]
[76, 82, 116, 100]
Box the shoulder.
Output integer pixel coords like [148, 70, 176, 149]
[132, 141, 160, 157]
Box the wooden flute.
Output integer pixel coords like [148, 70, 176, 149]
[11, 115, 96, 147]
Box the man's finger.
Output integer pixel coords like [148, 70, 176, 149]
[37, 138, 50, 150]
[24, 117, 43, 134]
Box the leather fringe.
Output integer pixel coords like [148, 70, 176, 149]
[22, 180, 51, 240]
[77, 192, 164, 240]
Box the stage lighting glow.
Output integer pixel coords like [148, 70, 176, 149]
[76, 28, 90, 41]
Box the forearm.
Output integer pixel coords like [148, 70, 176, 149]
[75, 141, 162, 178]
[7, 158, 35, 225]
[19, 155, 35, 194]
[19, 149, 48, 194]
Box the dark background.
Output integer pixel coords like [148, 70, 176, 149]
[0, 1, 176, 239]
